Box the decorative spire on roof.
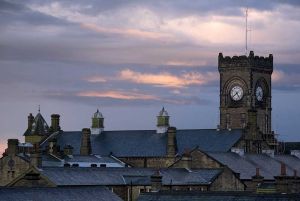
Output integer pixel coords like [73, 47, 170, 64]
[24, 111, 49, 137]
[38, 105, 40, 113]
[158, 107, 169, 117]
[157, 107, 170, 134]
[91, 109, 104, 135]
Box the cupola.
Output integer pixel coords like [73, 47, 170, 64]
[91, 109, 104, 135]
[156, 107, 169, 134]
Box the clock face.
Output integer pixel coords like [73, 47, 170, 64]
[256, 86, 263, 101]
[230, 85, 243, 101]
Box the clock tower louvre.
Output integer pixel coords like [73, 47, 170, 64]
[218, 51, 276, 150]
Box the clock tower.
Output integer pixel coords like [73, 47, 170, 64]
[218, 51, 277, 150]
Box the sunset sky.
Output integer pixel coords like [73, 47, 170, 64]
[1, 0, 300, 152]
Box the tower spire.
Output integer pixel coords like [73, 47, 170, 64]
[38, 105, 41, 113]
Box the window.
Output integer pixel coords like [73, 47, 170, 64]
[241, 113, 246, 128]
[265, 114, 269, 133]
[72, 164, 79, 167]
[226, 113, 231, 129]
[91, 164, 97, 168]
[100, 164, 107, 167]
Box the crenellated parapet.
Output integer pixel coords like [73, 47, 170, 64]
[218, 51, 273, 72]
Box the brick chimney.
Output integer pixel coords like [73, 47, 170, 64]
[151, 170, 163, 192]
[166, 127, 176, 158]
[281, 163, 286, 176]
[7, 139, 19, 156]
[64, 145, 73, 156]
[28, 113, 34, 131]
[181, 149, 192, 169]
[50, 114, 61, 132]
[30, 144, 42, 168]
[80, 128, 91, 155]
[251, 167, 264, 192]
[275, 163, 289, 193]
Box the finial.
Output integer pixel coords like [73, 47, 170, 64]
[97, 108, 99, 113]
[38, 105, 40, 113]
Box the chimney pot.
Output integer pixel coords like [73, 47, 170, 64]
[50, 114, 61, 132]
[256, 168, 260, 177]
[281, 163, 286, 176]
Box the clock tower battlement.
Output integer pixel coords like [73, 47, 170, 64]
[218, 51, 273, 73]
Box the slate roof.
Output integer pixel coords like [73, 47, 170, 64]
[65, 155, 119, 163]
[137, 191, 300, 201]
[24, 113, 49, 136]
[49, 129, 242, 157]
[0, 186, 122, 201]
[40, 167, 222, 186]
[207, 152, 300, 180]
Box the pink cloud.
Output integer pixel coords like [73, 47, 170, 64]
[118, 69, 218, 88]
[81, 23, 174, 41]
[77, 90, 160, 101]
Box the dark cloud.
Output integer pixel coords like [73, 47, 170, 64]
[0, 0, 70, 26]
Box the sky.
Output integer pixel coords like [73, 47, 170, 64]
[1, 0, 300, 153]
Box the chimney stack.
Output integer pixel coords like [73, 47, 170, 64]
[30, 144, 42, 168]
[7, 139, 19, 156]
[80, 128, 91, 155]
[281, 163, 286, 176]
[181, 150, 192, 169]
[50, 114, 61, 132]
[167, 127, 176, 157]
[151, 170, 163, 192]
[28, 113, 34, 130]
[251, 167, 264, 192]
[64, 145, 73, 156]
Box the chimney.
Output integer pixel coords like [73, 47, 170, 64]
[7, 139, 19, 156]
[166, 127, 176, 157]
[251, 167, 264, 192]
[28, 113, 34, 130]
[64, 145, 73, 156]
[30, 144, 42, 168]
[256, 168, 260, 177]
[50, 114, 61, 132]
[151, 170, 163, 192]
[281, 163, 286, 176]
[80, 128, 91, 155]
[181, 150, 192, 169]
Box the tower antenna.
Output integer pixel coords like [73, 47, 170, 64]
[245, 7, 248, 55]
[245, 7, 251, 55]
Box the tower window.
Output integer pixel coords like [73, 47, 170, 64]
[265, 114, 269, 134]
[241, 113, 246, 128]
[226, 114, 231, 129]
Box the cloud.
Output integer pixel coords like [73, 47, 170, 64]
[117, 69, 218, 88]
[81, 23, 173, 41]
[77, 90, 160, 101]
[273, 69, 300, 90]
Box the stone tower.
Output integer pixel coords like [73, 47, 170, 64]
[91, 109, 104, 135]
[156, 107, 169, 134]
[218, 51, 276, 148]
